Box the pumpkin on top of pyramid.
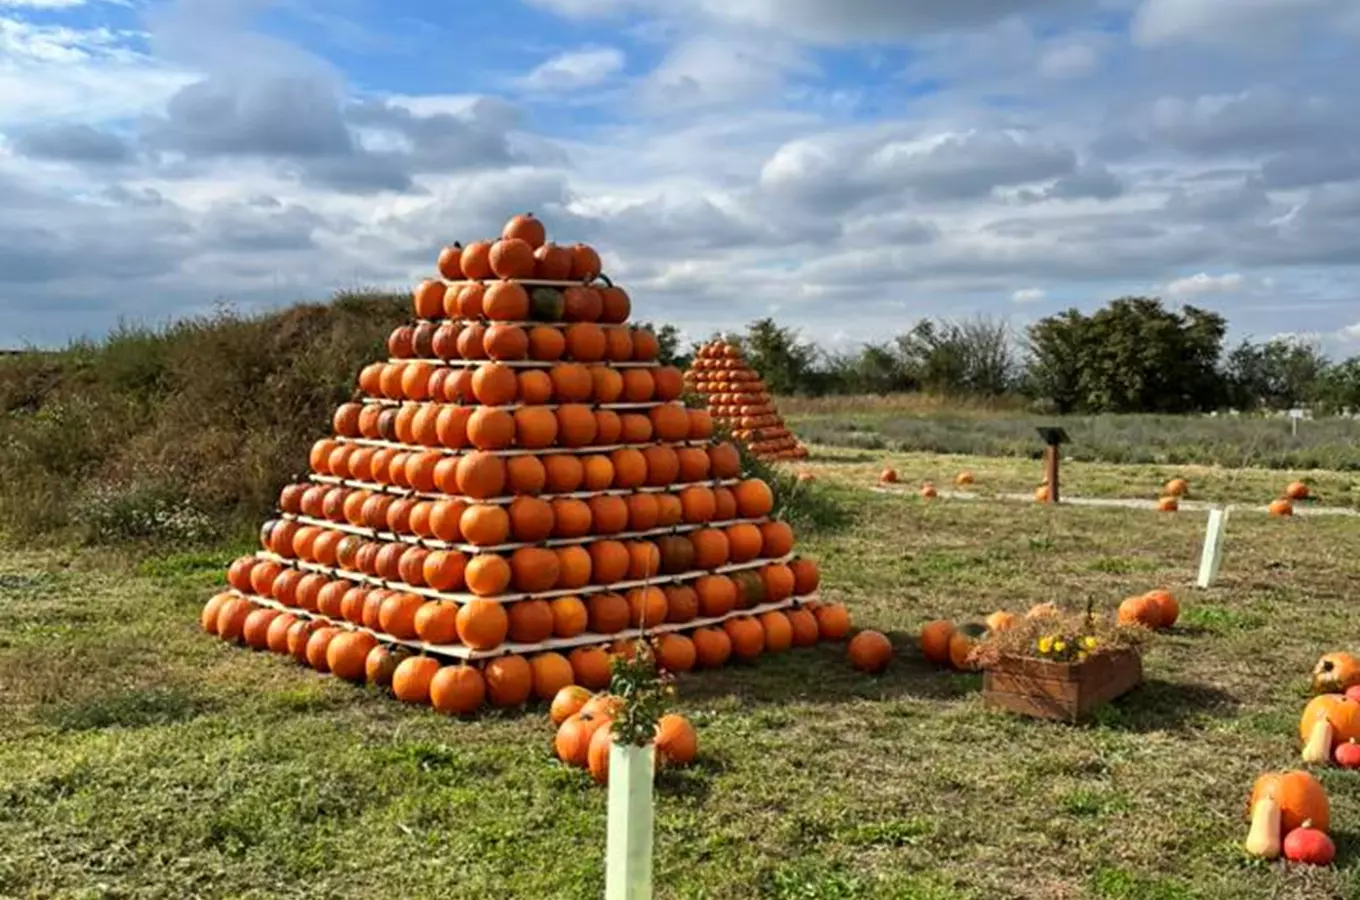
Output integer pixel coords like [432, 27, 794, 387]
[201, 212, 841, 717]
[684, 340, 808, 462]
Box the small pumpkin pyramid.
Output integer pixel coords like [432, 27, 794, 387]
[202, 213, 833, 715]
[683, 340, 807, 461]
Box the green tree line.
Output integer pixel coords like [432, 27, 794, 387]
[656, 298, 1360, 415]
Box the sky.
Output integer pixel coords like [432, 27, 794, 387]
[1, 0, 1358, 355]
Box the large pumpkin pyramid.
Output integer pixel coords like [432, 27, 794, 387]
[201, 214, 835, 715]
[683, 340, 807, 462]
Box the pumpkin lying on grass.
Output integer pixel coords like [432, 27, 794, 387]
[1299, 693, 1360, 765]
[1311, 651, 1360, 694]
[551, 687, 698, 783]
[1245, 770, 1331, 863]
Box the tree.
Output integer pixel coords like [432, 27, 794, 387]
[1317, 357, 1360, 413]
[1026, 298, 1227, 413]
[1022, 310, 1089, 413]
[1224, 337, 1330, 410]
[741, 318, 818, 395]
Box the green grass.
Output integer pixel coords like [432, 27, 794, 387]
[799, 443, 1360, 509]
[4, 466, 1359, 899]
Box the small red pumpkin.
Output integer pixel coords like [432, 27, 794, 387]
[1334, 739, 1360, 769]
[1282, 822, 1335, 866]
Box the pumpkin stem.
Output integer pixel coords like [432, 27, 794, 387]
[596, 272, 614, 288]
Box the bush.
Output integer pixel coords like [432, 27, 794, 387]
[0, 292, 408, 545]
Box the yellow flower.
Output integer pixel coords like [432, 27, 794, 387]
[1081, 635, 1098, 650]
[1077, 650, 1088, 662]
[1037, 636, 1054, 654]
[1053, 640, 1067, 653]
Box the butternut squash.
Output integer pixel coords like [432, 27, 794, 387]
[1245, 789, 1282, 859]
[1302, 719, 1333, 766]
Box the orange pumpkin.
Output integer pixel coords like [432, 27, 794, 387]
[454, 597, 508, 648]
[1156, 496, 1178, 512]
[326, 631, 377, 682]
[1269, 498, 1294, 517]
[530, 652, 576, 701]
[984, 611, 1017, 633]
[1117, 594, 1159, 629]
[655, 714, 698, 767]
[814, 602, 851, 640]
[587, 721, 616, 784]
[847, 629, 893, 673]
[391, 655, 441, 704]
[1285, 481, 1310, 501]
[879, 468, 898, 484]
[1250, 770, 1330, 834]
[1300, 694, 1360, 744]
[1313, 652, 1360, 694]
[1143, 589, 1179, 629]
[429, 665, 486, 715]
[556, 711, 606, 768]
[550, 684, 592, 725]
[484, 654, 533, 708]
[1164, 477, 1188, 497]
[919, 620, 955, 665]
[947, 631, 976, 671]
[502, 212, 546, 249]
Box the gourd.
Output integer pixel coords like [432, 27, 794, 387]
[1301, 718, 1333, 765]
[1244, 789, 1282, 859]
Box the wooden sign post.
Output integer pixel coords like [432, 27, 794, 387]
[1035, 426, 1070, 505]
[606, 742, 655, 900]
[1196, 506, 1230, 589]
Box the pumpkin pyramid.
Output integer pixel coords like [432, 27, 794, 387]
[201, 214, 833, 715]
[683, 340, 807, 462]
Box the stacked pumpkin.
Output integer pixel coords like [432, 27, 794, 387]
[683, 341, 807, 461]
[200, 213, 836, 716]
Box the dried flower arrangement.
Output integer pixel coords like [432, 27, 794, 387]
[970, 598, 1153, 670]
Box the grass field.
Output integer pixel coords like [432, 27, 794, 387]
[4, 453, 1359, 900]
[782, 395, 1360, 474]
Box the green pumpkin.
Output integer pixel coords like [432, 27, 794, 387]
[529, 287, 565, 322]
[733, 570, 766, 609]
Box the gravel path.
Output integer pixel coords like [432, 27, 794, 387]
[872, 485, 1360, 517]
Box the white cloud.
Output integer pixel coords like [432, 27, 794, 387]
[1132, 0, 1345, 48]
[1039, 41, 1099, 79]
[0, 17, 192, 125]
[518, 47, 625, 92]
[1339, 322, 1360, 342]
[1164, 272, 1245, 297]
[2, 0, 1360, 354]
[640, 35, 814, 108]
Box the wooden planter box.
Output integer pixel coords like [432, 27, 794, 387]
[982, 648, 1143, 723]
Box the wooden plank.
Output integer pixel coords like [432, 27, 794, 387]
[985, 672, 1079, 702]
[988, 656, 1079, 681]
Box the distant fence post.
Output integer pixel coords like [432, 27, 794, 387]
[1196, 505, 1230, 589]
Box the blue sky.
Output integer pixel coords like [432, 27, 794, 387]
[1, 0, 1358, 354]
